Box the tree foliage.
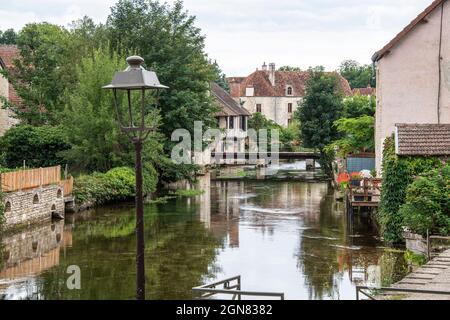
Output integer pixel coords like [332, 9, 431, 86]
[0, 29, 17, 44]
[0, 125, 71, 168]
[342, 94, 375, 118]
[326, 116, 374, 157]
[60, 48, 164, 174]
[378, 136, 444, 243]
[107, 0, 220, 145]
[400, 165, 450, 237]
[295, 67, 344, 176]
[338, 60, 374, 89]
[278, 66, 302, 72]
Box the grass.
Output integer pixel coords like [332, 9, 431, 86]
[148, 196, 177, 205]
[171, 189, 205, 198]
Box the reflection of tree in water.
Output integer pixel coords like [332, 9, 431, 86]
[297, 192, 343, 300]
[35, 201, 222, 300]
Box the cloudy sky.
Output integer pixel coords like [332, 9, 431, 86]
[0, 0, 433, 75]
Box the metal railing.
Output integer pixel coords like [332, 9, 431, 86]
[192, 276, 285, 300]
[356, 286, 450, 300]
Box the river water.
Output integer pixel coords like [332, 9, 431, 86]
[0, 162, 409, 300]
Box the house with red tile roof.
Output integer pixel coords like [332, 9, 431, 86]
[352, 85, 376, 97]
[372, 0, 450, 173]
[0, 45, 20, 135]
[228, 62, 352, 127]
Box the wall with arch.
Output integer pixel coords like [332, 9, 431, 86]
[2, 185, 65, 229]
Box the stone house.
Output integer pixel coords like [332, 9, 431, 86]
[211, 82, 250, 154]
[228, 63, 352, 127]
[0, 45, 20, 136]
[372, 0, 450, 173]
[193, 83, 251, 165]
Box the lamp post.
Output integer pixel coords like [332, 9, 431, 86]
[103, 56, 168, 300]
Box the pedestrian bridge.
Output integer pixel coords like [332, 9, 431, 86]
[210, 151, 320, 160]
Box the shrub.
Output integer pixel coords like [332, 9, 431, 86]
[378, 136, 444, 243]
[0, 125, 71, 168]
[73, 165, 158, 207]
[399, 165, 450, 237]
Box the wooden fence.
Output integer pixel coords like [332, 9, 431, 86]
[0, 166, 61, 193]
[61, 176, 74, 197]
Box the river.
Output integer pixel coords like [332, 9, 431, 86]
[0, 162, 409, 300]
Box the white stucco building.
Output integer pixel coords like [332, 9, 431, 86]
[228, 63, 352, 127]
[0, 45, 20, 136]
[372, 0, 450, 173]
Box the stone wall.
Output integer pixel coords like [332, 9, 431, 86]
[0, 68, 18, 136]
[2, 185, 65, 229]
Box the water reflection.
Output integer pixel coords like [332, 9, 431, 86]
[0, 169, 408, 300]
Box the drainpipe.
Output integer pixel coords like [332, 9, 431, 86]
[437, 2, 444, 124]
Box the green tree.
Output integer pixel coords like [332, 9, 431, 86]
[0, 29, 17, 44]
[326, 116, 375, 157]
[278, 66, 301, 72]
[338, 60, 374, 89]
[211, 60, 229, 92]
[295, 67, 344, 176]
[2, 23, 71, 125]
[0, 125, 71, 168]
[107, 0, 220, 181]
[342, 94, 375, 118]
[60, 48, 164, 174]
[400, 165, 450, 237]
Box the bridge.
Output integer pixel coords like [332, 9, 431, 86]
[210, 151, 320, 160]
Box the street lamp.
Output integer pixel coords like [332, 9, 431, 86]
[103, 56, 168, 300]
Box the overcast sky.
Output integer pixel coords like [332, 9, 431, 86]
[0, 0, 432, 75]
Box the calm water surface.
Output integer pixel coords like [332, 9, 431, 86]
[0, 164, 408, 300]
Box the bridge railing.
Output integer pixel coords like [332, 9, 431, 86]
[192, 276, 285, 300]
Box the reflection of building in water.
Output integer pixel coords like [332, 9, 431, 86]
[0, 221, 71, 280]
[208, 180, 243, 248]
[197, 174, 211, 229]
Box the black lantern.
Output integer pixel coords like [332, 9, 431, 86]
[103, 56, 168, 300]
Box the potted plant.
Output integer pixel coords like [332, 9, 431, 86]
[350, 173, 362, 187]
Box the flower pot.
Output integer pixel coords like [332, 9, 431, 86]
[351, 180, 361, 187]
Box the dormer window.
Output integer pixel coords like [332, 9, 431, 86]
[286, 86, 293, 96]
[245, 87, 254, 97]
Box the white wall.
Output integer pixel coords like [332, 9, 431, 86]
[375, 2, 450, 173]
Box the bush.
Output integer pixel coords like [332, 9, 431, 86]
[400, 165, 450, 237]
[378, 136, 443, 243]
[73, 166, 158, 207]
[0, 125, 71, 168]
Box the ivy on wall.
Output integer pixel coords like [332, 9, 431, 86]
[378, 136, 444, 243]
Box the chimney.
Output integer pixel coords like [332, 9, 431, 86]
[269, 63, 276, 86]
[262, 62, 267, 72]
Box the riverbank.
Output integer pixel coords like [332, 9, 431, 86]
[380, 250, 450, 300]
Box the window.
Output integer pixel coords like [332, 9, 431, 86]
[229, 117, 234, 129]
[33, 194, 39, 204]
[288, 103, 293, 113]
[245, 87, 254, 97]
[5, 201, 11, 213]
[256, 104, 262, 113]
[57, 189, 62, 199]
[240, 116, 247, 131]
[287, 86, 293, 96]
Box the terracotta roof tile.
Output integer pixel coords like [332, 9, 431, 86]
[228, 70, 352, 98]
[211, 82, 250, 117]
[352, 87, 376, 96]
[396, 123, 450, 156]
[0, 45, 22, 106]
